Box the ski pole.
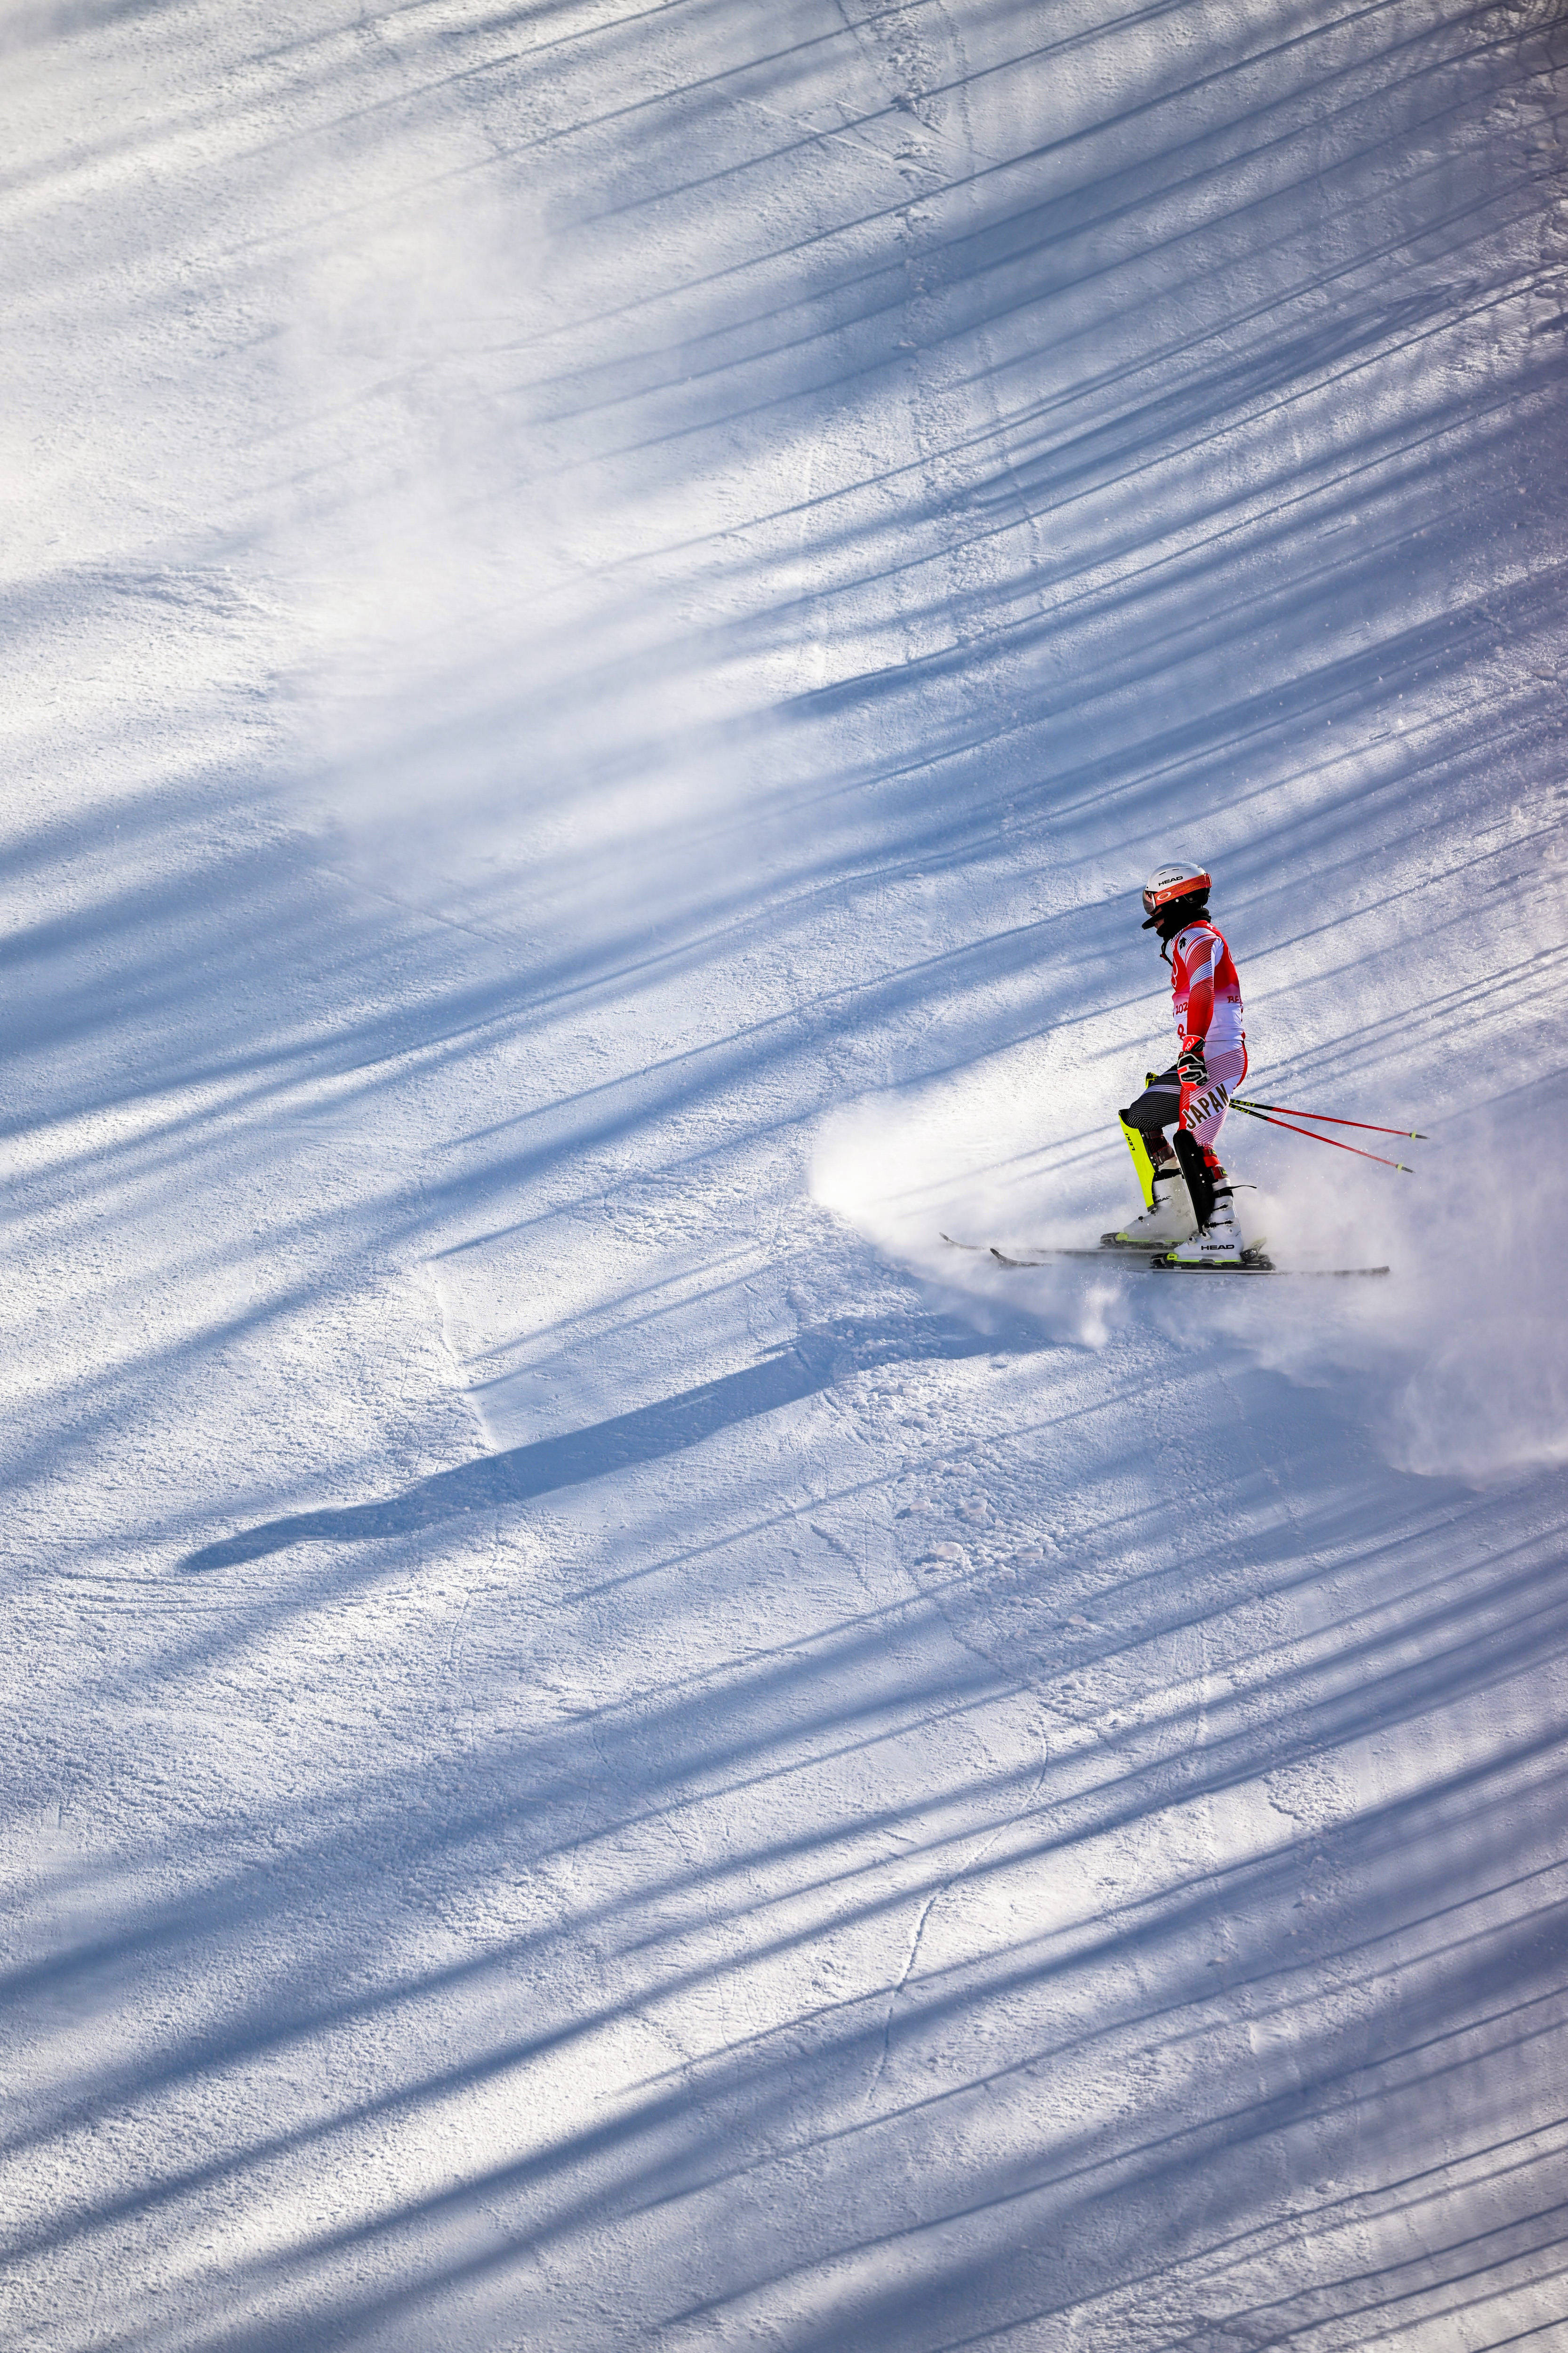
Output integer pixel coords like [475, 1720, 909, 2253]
[1230, 1101, 1416, 1173]
[1232, 1098, 1426, 1141]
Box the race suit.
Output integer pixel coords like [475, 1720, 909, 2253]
[1121, 917, 1248, 1159]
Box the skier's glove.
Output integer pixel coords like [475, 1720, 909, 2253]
[1176, 1040, 1207, 1088]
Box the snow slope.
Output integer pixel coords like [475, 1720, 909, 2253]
[3, 2, 1567, 2346]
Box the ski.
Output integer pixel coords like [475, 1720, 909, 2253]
[1150, 1257, 1389, 1278]
[995, 1247, 1388, 1278]
[943, 1236, 1389, 1278]
[942, 1235, 1141, 1263]
[990, 1245, 1121, 1265]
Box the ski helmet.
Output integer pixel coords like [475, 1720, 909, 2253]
[1140, 859, 1211, 930]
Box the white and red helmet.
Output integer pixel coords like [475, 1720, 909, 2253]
[1140, 858, 1211, 930]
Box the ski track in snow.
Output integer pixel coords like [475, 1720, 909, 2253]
[2, 1, 1567, 2347]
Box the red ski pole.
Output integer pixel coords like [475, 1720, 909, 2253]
[1232, 1098, 1426, 1141]
[1231, 1101, 1416, 1172]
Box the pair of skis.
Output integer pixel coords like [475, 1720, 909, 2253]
[941, 1236, 1389, 1279]
[936, 1093, 1416, 1278]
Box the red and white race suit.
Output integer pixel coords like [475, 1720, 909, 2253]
[1171, 918, 1247, 1149]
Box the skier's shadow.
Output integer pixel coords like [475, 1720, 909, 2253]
[181, 1313, 1025, 1572]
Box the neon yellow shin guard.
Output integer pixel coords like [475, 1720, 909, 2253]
[1120, 1117, 1157, 1209]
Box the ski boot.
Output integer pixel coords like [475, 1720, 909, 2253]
[1163, 1181, 1249, 1266]
[1101, 1159, 1197, 1249]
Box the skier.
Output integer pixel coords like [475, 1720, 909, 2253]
[1104, 860, 1253, 1265]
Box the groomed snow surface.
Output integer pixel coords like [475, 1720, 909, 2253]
[4, 2, 1568, 2347]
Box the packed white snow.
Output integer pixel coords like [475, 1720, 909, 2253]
[2, 3, 1567, 2349]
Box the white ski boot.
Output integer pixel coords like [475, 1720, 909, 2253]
[1163, 1182, 1249, 1267]
[1101, 1161, 1197, 1250]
